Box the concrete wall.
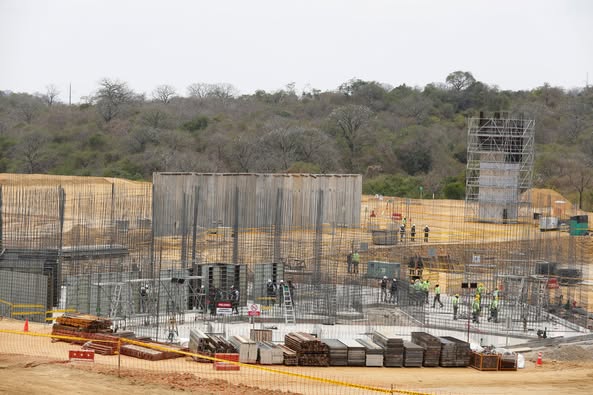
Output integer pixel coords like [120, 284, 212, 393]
[0, 270, 48, 322]
[152, 173, 362, 236]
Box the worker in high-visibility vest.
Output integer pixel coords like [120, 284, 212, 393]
[488, 297, 499, 323]
[432, 284, 443, 308]
[452, 294, 460, 320]
[472, 296, 481, 324]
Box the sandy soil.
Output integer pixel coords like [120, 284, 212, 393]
[2, 319, 593, 395]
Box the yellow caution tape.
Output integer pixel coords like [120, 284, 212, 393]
[46, 309, 77, 314]
[0, 299, 12, 306]
[12, 304, 46, 308]
[11, 311, 47, 316]
[0, 330, 430, 395]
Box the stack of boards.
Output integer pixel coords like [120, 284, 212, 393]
[438, 336, 471, 367]
[321, 339, 348, 366]
[285, 332, 329, 367]
[356, 338, 384, 367]
[411, 332, 441, 367]
[403, 341, 424, 367]
[276, 343, 298, 366]
[257, 341, 284, 365]
[229, 335, 258, 363]
[372, 331, 403, 367]
[339, 339, 366, 366]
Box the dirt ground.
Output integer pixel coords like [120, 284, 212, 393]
[2, 319, 593, 395]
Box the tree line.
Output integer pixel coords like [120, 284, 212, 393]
[1, 71, 592, 209]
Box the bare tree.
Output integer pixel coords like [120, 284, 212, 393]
[563, 153, 593, 210]
[187, 82, 238, 104]
[43, 84, 60, 106]
[260, 124, 301, 170]
[152, 84, 176, 104]
[16, 131, 48, 173]
[329, 104, 374, 172]
[94, 78, 135, 122]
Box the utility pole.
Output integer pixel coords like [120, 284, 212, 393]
[69, 83, 72, 106]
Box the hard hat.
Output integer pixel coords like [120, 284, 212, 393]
[455, 294, 459, 297]
[383, 276, 387, 279]
[280, 279, 284, 283]
[267, 279, 271, 282]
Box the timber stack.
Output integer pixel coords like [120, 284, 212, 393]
[411, 332, 441, 367]
[285, 332, 329, 366]
[438, 336, 471, 367]
[321, 339, 348, 366]
[276, 343, 298, 366]
[403, 341, 424, 367]
[372, 331, 403, 367]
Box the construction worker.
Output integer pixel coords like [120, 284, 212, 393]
[487, 297, 499, 323]
[287, 280, 296, 306]
[402, 217, 407, 227]
[347, 251, 353, 274]
[492, 287, 499, 300]
[476, 283, 485, 298]
[424, 225, 430, 242]
[139, 284, 149, 313]
[380, 276, 388, 302]
[278, 280, 286, 305]
[410, 224, 416, 242]
[433, 284, 444, 308]
[230, 285, 240, 314]
[399, 224, 405, 242]
[422, 280, 430, 304]
[351, 250, 360, 274]
[472, 295, 481, 323]
[413, 279, 423, 306]
[452, 294, 459, 320]
[389, 277, 399, 304]
[266, 279, 276, 306]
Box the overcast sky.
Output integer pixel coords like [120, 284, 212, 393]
[1, 0, 592, 102]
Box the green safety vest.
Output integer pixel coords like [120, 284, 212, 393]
[435, 287, 441, 295]
[352, 253, 360, 262]
[452, 297, 459, 307]
[490, 299, 498, 309]
[472, 300, 480, 312]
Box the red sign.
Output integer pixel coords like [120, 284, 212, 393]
[547, 278, 559, 289]
[392, 213, 402, 220]
[216, 302, 232, 308]
[247, 304, 261, 317]
[69, 350, 95, 362]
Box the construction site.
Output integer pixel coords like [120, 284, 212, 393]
[1, 113, 592, 394]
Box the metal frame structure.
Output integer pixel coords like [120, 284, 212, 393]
[465, 112, 535, 223]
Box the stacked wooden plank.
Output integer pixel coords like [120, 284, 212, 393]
[285, 332, 329, 367]
[356, 338, 384, 367]
[119, 343, 181, 361]
[257, 342, 284, 365]
[321, 339, 348, 366]
[372, 331, 403, 367]
[339, 338, 366, 366]
[438, 336, 471, 367]
[229, 335, 258, 363]
[403, 341, 424, 367]
[189, 329, 237, 362]
[276, 344, 298, 366]
[411, 332, 441, 367]
[250, 329, 273, 342]
[82, 341, 117, 355]
[55, 313, 113, 332]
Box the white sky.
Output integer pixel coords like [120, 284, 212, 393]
[1, 0, 592, 102]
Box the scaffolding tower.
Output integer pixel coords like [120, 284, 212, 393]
[465, 112, 535, 223]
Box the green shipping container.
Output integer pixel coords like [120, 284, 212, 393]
[569, 220, 588, 236]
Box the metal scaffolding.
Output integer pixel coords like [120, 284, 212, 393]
[465, 112, 535, 223]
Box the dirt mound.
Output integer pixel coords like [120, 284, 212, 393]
[534, 344, 593, 362]
[0, 173, 148, 187]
